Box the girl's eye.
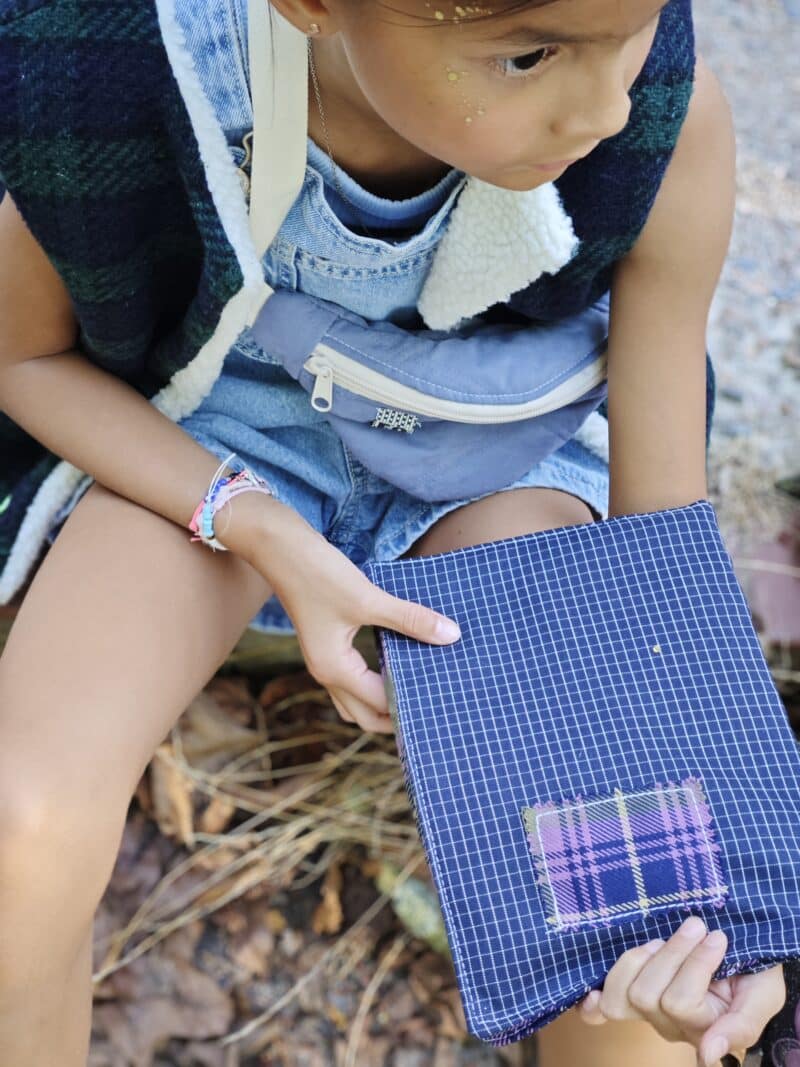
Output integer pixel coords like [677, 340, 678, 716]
[490, 45, 559, 80]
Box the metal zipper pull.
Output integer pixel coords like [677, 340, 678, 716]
[310, 361, 334, 411]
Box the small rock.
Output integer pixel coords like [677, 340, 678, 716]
[394, 1049, 432, 1067]
[713, 420, 747, 439]
[279, 925, 304, 959]
[377, 986, 418, 1026]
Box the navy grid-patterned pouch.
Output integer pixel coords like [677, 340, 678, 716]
[362, 499, 800, 1047]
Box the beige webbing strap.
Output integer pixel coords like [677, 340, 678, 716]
[247, 0, 308, 261]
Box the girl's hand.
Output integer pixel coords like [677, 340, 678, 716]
[577, 916, 786, 1066]
[252, 504, 461, 734]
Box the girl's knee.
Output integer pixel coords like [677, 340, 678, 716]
[404, 486, 596, 558]
[0, 759, 128, 919]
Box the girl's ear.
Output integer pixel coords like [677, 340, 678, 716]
[267, 0, 342, 37]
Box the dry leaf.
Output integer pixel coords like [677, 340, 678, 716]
[258, 670, 320, 709]
[206, 675, 257, 725]
[264, 908, 288, 934]
[93, 954, 233, 1065]
[360, 855, 381, 878]
[177, 692, 258, 771]
[193, 856, 273, 910]
[311, 857, 344, 935]
[198, 792, 238, 835]
[149, 743, 195, 845]
[229, 923, 275, 980]
[434, 985, 467, 1041]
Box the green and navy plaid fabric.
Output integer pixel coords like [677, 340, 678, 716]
[363, 500, 800, 1046]
[0, 0, 695, 597]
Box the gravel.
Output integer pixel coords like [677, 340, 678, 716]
[695, 0, 800, 551]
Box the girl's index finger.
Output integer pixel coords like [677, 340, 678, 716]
[367, 588, 461, 645]
[655, 928, 728, 1023]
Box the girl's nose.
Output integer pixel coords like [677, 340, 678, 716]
[552, 61, 633, 146]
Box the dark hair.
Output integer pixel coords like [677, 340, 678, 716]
[268, 1, 559, 34]
[371, 1, 560, 26]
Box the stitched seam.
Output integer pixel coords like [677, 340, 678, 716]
[226, 0, 251, 103]
[295, 247, 436, 277]
[324, 442, 362, 542]
[323, 333, 593, 400]
[525, 780, 729, 934]
[380, 631, 474, 1021]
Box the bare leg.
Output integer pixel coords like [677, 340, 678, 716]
[0, 483, 274, 1066]
[404, 486, 705, 1067]
[537, 1010, 701, 1067]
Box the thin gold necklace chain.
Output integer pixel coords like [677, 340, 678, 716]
[306, 37, 376, 238]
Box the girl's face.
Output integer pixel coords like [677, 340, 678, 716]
[306, 0, 668, 190]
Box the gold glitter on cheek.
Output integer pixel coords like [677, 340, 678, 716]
[444, 65, 468, 84]
[458, 95, 488, 127]
[445, 61, 489, 128]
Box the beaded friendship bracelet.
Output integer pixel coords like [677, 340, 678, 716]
[188, 452, 275, 551]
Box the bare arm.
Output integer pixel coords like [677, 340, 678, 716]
[0, 190, 293, 563]
[606, 54, 736, 517]
[0, 188, 463, 732]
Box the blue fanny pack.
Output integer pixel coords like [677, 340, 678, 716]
[249, 286, 610, 502]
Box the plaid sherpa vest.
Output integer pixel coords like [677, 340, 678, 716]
[0, 0, 696, 604]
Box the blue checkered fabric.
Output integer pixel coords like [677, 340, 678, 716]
[362, 499, 800, 1046]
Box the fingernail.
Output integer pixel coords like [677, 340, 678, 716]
[705, 1036, 728, 1064]
[679, 916, 706, 939]
[436, 618, 461, 641]
[705, 929, 727, 949]
[644, 939, 665, 954]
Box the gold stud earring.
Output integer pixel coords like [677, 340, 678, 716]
[307, 22, 321, 35]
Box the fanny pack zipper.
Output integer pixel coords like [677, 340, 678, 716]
[304, 342, 607, 424]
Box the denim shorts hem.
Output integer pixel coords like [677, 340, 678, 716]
[243, 451, 609, 637]
[371, 456, 609, 564]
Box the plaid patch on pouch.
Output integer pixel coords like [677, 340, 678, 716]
[522, 776, 729, 934]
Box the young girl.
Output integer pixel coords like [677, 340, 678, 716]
[0, 0, 786, 1063]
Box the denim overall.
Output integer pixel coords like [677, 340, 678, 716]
[46, 0, 611, 634]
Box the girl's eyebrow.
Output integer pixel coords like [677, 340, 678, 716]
[480, 0, 672, 47]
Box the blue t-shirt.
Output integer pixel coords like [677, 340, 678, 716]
[305, 136, 461, 242]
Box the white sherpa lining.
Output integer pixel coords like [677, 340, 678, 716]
[417, 178, 579, 331]
[572, 410, 610, 465]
